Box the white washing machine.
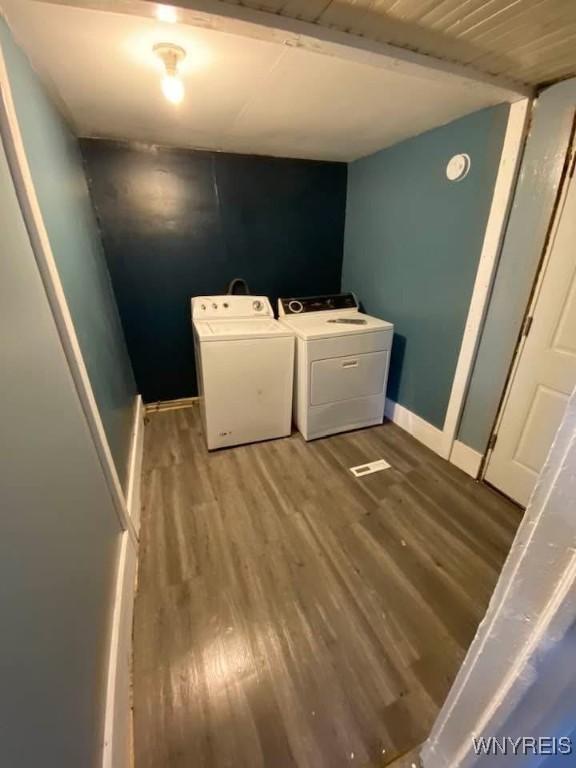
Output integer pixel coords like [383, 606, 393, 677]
[192, 295, 294, 450]
[278, 293, 394, 441]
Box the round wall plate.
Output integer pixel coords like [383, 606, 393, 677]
[446, 153, 471, 182]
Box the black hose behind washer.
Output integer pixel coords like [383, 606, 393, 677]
[226, 278, 251, 295]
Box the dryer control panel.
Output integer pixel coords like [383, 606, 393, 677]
[278, 293, 358, 315]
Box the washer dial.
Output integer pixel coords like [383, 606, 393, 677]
[288, 300, 304, 314]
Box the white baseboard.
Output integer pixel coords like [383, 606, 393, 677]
[385, 398, 445, 457]
[126, 395, 144, 533]
[102, 532, 138, 768]
[449, 439, 483, 479]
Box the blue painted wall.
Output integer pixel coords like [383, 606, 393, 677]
[0, 19, 137, 485]
[342, 105, 510, 429]
[80, 139, 347, 403]
[0, 126, 122, 768]
[458, 79, 576, 453]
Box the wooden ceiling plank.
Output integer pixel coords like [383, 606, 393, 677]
[511, 28, 576, 64]
[318, 0, 416, 40]
[401, 0, 465, 26]
[455, 0, 545, 38]
[317, 6, 486, 64]
[319, 0, 387, 30]
[461, 0, 575, 41]
[310, 0, 492, 65]
[381, 0, 443, 22]
[332, 0, 420, 36]
[466, 12, 576, 56]
[464, 7, 555, 46]
[368, 0, 405, 13]
[517, 58, 576, 82]
[315, 0, 576, 86]
[441, 0, 521, 33]
[444, 0, 524, 35]
[471, 29, 576, 81]
[466, 33, 576, 82]
[228, 0, 286, 10]
[418, 0, 495, 29]
[531, 63, 576, 84]
[466, 42, 575, 83]
[280, 0, 334, 22]
[264, 0, 576, 87]
[490, 23, 576, 59]
[514, 47, 576, 81]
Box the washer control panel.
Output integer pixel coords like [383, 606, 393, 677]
[192, 295, 272, 319]
[279, 293, 358, 315]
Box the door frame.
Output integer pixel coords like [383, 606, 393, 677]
[480, 115, 576, 488]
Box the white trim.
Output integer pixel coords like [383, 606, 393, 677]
[102, 532, 138, 768]
[385, 398, 444, 456]
[440, 98, 531, 460]
[38, 0, 530, 101]
[145, 396, 198, 413]
[126, 395, 144, 534]
[449, 440, 483, 479]
[0, 43, 135, 542]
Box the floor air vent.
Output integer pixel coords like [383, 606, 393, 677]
[350, 459, 391, 477]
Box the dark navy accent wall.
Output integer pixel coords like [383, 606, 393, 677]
[80, 139, 347, 403]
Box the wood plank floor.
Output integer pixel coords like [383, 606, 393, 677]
[133, 405, 523, 768]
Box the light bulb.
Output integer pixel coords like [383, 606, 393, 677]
[162, 74, 184, 104]
[154, 43, 186, 105]
[156, 4, 178, 23]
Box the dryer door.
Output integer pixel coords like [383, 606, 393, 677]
[310, 350, 389, 406]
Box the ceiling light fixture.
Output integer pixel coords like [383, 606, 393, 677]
[153, 43, 186, 105]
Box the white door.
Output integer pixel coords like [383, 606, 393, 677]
[485, 160, 576, 507]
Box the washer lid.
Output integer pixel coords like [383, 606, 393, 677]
[279, 311, 393, 340]
[194, 318, 294, 342]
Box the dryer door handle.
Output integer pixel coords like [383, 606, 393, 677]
[342, 359, 359, 369]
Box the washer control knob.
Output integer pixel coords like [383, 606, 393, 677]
[212, 302, 218, 309]
[288, 300, 304, 314]
[201, 303, 206, 311]
[252, 300, 263, 312]
[223, 302, 229, 309]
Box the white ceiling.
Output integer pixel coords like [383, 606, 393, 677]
[2, 1, 523, 161]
